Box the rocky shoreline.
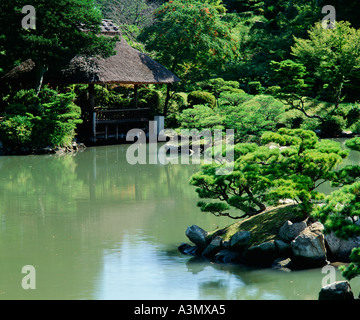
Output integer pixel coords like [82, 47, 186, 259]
[178, 204, 360, 299]
[0, 141, 86, 156]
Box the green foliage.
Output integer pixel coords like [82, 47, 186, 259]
[0, 0, 117, 90]
[0, 87, 82, 151]
[347, 106, 360, 128]
[188, 91, 216, 109]
[247, 81, 264, 95]
[219, 93, 285, 142]
[177, 105, 224, 131]
[0, 115, 33, 150]
[138, 0, 240, 84]
[312, 181, 360, 239]
[270, 59, 309, 97]
[319, 115, 346, 138]
[139, 88, 162, 111]
[345, 137, 360, 152]
[196, 78, 242, 98]
[191, 128, 348, 219]
[340, 248, 360, 281]
[227, 0, 321, 85]
[291, 21, 360, 109]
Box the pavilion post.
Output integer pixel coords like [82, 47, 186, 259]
[89, 83, 96, 143]
[134, 84, 139, 108]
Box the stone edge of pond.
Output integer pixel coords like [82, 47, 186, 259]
[179, 205, 358, 270]
[179, 203, 360, 298]
[0, 141, 86, 156]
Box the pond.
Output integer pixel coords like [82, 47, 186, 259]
[0, 141, 359, 300]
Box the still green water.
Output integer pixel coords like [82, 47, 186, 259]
[0, 141, 359, 300]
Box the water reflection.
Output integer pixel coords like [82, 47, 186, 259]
[0, 144, 229, 299]
[0, 142, 359, 300]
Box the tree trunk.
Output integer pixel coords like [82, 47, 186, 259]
[34, 63, 48, 95]
[163, 83, 172, 117]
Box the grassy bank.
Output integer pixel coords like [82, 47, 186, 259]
[208, 204, 306, 246]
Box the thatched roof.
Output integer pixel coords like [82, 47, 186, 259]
[2, 19, 180, 86]
[1, 59, 37, 88]
[61, 37, 180, 85]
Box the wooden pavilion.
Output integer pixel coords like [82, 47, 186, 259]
[2, 19, 180, 143]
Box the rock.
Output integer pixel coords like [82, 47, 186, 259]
[278, 199, 297, 205]
[318, 281, 354, 300]
[178, 243, 201, 256]
[274, 239, 292, 257]
[310, 221, 325, 233]
[222, 240, 231, 248]
[230, 231, 251, 252]
[325, 232, 360, 262]
[185, 225, 209, 250]
[202, 236, 223, 258]
[279, 220, 307, 242]
[291, 223, 327, 268]
[272, 258, 292, 272]
[215, 249, 241, 264]
[245, 240, 277, 266]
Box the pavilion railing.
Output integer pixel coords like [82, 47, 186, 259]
[92, 108, 152, 141]
[95, 108, 151, 124]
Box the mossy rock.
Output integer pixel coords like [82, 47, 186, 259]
[208, 204, 305, 247]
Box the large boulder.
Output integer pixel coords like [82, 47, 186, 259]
[202, 236, 223, 258]
[230, 231, 251, 252]
[274, 239, 292, 257]
[215, 249, 241, 264]
[185, 225, 209, 250]
[245, 240, 277, 266]
[178, 243, 201, 256]
[325, 232, 360, 262]
[279, 220, 307, 242]
[291, 222, 327, 268]
[318, 281, 354, 300]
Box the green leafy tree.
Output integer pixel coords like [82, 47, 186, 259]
[269, 59, 316, 119]
[313, 181, 360, 282]
[219, 93, 285, 143]
[0, 0, 117, 93]
[290, 21, 360, 114]
[312, 136, 360, 282]
[227, 0, 321, 85]
[138, 0, 240, 84]
[190, 128, 348, 219]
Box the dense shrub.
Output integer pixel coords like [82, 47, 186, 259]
[247, 81, 264, 94]
[177, 105, 224, 131]
[347, 106, 360, 128]
[219, 94, 286, 143]
[319, 115, 346, 137]
[0, 115, 33, 150]
[188, 91, 216, 109]
[0, 87, 82, 151]
[72, 84, 132, 111]
[138, 88, 162, 112]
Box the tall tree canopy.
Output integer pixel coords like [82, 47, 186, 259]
[0, 0, 117, 92]
[138, 0, 240, 86]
